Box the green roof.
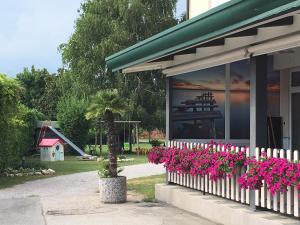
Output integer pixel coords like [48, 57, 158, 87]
[106, 0, 300, 72]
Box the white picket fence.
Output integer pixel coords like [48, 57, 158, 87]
[167, 140, 300, 218]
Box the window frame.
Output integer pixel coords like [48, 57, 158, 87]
[170, 62, 251, 145]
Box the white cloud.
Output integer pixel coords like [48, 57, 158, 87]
[0, 0, 230, 76]
[0, 0, 82, 76]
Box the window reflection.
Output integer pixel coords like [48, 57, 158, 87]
[230, 60, 250, 139]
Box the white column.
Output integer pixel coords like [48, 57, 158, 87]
[188, 0, 212, 19]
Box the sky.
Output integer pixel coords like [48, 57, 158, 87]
[0, 0, 82, 76]
[0, 0, 227, 77]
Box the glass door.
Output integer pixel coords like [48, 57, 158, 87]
[290, 71, 300, 150]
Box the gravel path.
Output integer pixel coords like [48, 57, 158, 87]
[0, 163, 165, 200]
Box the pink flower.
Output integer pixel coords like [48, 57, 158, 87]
[147, 143, 300, 198]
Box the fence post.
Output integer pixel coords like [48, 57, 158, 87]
[294, 150, 299, 217]
[166, 141, 170, 185]
[286, 149, 292, 215]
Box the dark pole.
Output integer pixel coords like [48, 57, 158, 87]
[129, 123, 132, 153]
[249, 54, 268, 211]
[99, 122, 103, 156]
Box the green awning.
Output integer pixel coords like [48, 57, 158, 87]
[106, 0, 300, 72]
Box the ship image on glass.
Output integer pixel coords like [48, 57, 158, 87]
[171, 66, 226, 139]
[173, 91, 223, 139]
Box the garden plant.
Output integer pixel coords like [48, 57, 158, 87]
[86, 89, 128, 203]
[148, 143, 300, 197]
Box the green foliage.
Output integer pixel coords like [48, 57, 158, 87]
[16, 66, 59, 120]
[98, 159, 123, 178]
[0, 155, 147, 189]
[149, 139, 162, 147]
[86, 89, 128, 177]
[60, 0, 178, 133]
[0, 74, 22, 171]
[0, 74, 41, 171]
[86, 89, 128, 120]
[17, 106, 45, 156]
[127, 174, 165, 202]
[57, 96, 90, 149]
[0, 0, 179, 172]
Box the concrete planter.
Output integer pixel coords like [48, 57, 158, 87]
[99, 176, 127, 203]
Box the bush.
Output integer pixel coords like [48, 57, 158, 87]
[149, 139, 162, 147]
[57, 96, 90, 150]
[0, 74, 43, 171]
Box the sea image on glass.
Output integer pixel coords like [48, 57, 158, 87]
[171, 66, 225, 139]
[230, 60, 250, 139]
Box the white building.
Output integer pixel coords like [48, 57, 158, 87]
[106, 0, 300, 222]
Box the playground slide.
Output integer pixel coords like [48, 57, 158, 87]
[48, 126, 89, 156]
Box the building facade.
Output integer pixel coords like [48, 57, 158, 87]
[106, 0, 300, 218]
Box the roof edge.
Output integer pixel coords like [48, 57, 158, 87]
[106, 0, 300, 72]
[105, 0, 242, 61]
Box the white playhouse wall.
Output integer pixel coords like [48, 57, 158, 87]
[40, 142, 64, 161]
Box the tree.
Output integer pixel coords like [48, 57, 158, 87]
[86, 89, 127, 177]
[0, 74, 21, 170]
[0, 74, 43, 170]
[117, 71, 167, 134]
[16, 66, 58, 119]
[60, 0, 178, 134]
[38, 75, 61, 120]
[60, 0, 177, 90]
[57, 96, 90, 150]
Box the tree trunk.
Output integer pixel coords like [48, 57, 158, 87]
[99, 123, 103, 156]
[129, 126, 132, 153]
[148, 130, 151, 142]
[94, 128, 98, 151]
[103, 110, 118, 177]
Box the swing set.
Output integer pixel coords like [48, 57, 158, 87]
[99, 121, 141, 153]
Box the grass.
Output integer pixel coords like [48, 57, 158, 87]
[0, 175, 47, 189]
[127, 174, 165, 202]
[0, 154, 148, 190]
[84, 143, 153, 155]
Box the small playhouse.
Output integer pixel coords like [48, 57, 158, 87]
[39, 138, 64, 161]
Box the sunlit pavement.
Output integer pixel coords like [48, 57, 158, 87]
[0, 163, 216, 225]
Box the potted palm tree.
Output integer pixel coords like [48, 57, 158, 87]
[86, 89, 127, 203]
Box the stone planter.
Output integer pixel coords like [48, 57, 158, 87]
[99, 176, 127, 203]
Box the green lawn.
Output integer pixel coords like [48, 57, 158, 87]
[127, 174, 165, 202]
[0, 154, 148, 190]
[84, 143, 153, 155]
[0, 174, 47, 190]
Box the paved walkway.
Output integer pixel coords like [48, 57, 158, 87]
[0, 163, 217, 225]
[0, 163, 166, 200]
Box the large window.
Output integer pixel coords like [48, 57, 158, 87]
[230, 60, 250, 139]
[172, 66, 226, 139]
[267, 56, 280, 117]
[170, 57, 280, 141]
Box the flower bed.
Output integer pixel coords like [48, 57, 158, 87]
[147, 143, 300, 197]
[1, 167, 55, 177]
[240, 153, 300, 195]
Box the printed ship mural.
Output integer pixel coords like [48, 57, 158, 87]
[172, 91, 222, 139]
[171, 59, 279, 140]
